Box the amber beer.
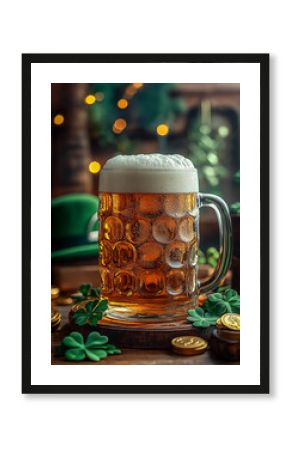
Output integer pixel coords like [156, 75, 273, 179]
[97, 154, 201, 323]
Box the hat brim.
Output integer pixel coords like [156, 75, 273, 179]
[51, 243, 99, 262]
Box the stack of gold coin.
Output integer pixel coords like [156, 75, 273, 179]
[51, 309, 62, 331]
[171, 336, 208, 356]
[51, 285, 73, 306]
[55, 296, 73, 306]
[51, 286, 60, 300]
[216, 313, 240, 340]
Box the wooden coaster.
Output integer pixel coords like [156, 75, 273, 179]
[69, 316, 213, 349]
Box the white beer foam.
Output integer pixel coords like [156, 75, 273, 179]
[103, 153, 195, 170]
[99, 153, 199, 193]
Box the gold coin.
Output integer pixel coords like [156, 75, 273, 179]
[51, 319, 61, 330]
[221, 313, 240, 331]
[51, 317, 61, 325]
[55, 296, 73, 306]
[51, 310, 61, 321]
[172, 336, 207, 349]
[51, 315, 61, 323]
[51, 286, 60, 299]
[51, 316, 61, 324]
[216, 317, 226, 329]
[171, 336, 208, 356]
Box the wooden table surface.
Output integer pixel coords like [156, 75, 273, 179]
[51, 305, 239, 366]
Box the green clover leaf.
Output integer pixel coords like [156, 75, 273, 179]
[63, 331, 85, 348]
[187, 288, 240, 328]
[73, 310, 90, 326]
[187, 307, 218, 328]
[85, 331, 108, 348]
[90, 287, 101, 298]
[187, 307, 205, 320]
[72, 284, 102, 304]
[206, 247, 219, 268]
[198, 247, 219, 267]
[85, 349, 108, 362]
[65, 348, 86, 361]
[198, 249, 207, 265]
[73, 299, 108, 327]
[61, 331, 121, 362]
[79, 283, 92, 297]
[204, 288, 240, 316]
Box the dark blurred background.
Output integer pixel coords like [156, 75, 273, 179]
[51, 83, 240, 290]
[51, 83, 239, 200]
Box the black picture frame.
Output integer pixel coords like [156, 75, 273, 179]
[22, 53, 269, 394]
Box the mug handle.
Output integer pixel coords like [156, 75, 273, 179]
[198, 193, 232, 294]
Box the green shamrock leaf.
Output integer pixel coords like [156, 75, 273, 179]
[90, 287, 101, 298]
[187, 288, 240, 328]
[187, 307, 218, 328]
[204, 289, 240, 316]
[79, 283, 92, 297]
[198, 249, 207, 265]
[85, 349, 108, 361]
[206, 247, 219, 268]
[224, 289, 238, 301]
[187, 307, 205, 320]
[72, 299, 108, 326]
[198, 247, 219, 267]
[85, 331, 108, 347]
[217, 286, 229, 294]
[61, 331, 121, 362]
[63, 331, 84, 347]
[65, 348, 86, 361]
[73, 310, 90, 326]
[102, 343, 122, 355]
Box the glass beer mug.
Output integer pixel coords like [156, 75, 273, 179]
[97, 154, 232, 324]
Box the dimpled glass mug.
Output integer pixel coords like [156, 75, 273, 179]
[97, 154, 232, 324]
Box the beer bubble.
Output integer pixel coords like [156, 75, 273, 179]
[139, 271, 165, 295]
[97, 268, 113, 294]
[103, 216, 124, 241]
[165, 241, 187, 268]
[126, 219, 151, 244]
[113, 242, 137, 268]
[152, 216, 177, 243]
[114, 271, 136, 296]
[166, 270, 186, 295]
[100, 240, 113, 266]
[178, 216, 195, 242]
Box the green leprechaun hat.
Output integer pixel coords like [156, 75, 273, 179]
[51, 193, 99, 261]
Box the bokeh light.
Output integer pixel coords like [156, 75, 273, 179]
[89, 161, 101, 174]
[156, 123, 169, 136]
[124, 86, 136, 98]
[117, 98, 128, 109]
[95, 92, 104, 102]
[113, 118, 127, 134]
[132, 83, 143, 89]
[53, 114, 64, 126]
[218, 126, 229, 137]
[84, 94, 96, 105]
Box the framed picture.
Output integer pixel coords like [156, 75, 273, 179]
[22, 53, 269, 394]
